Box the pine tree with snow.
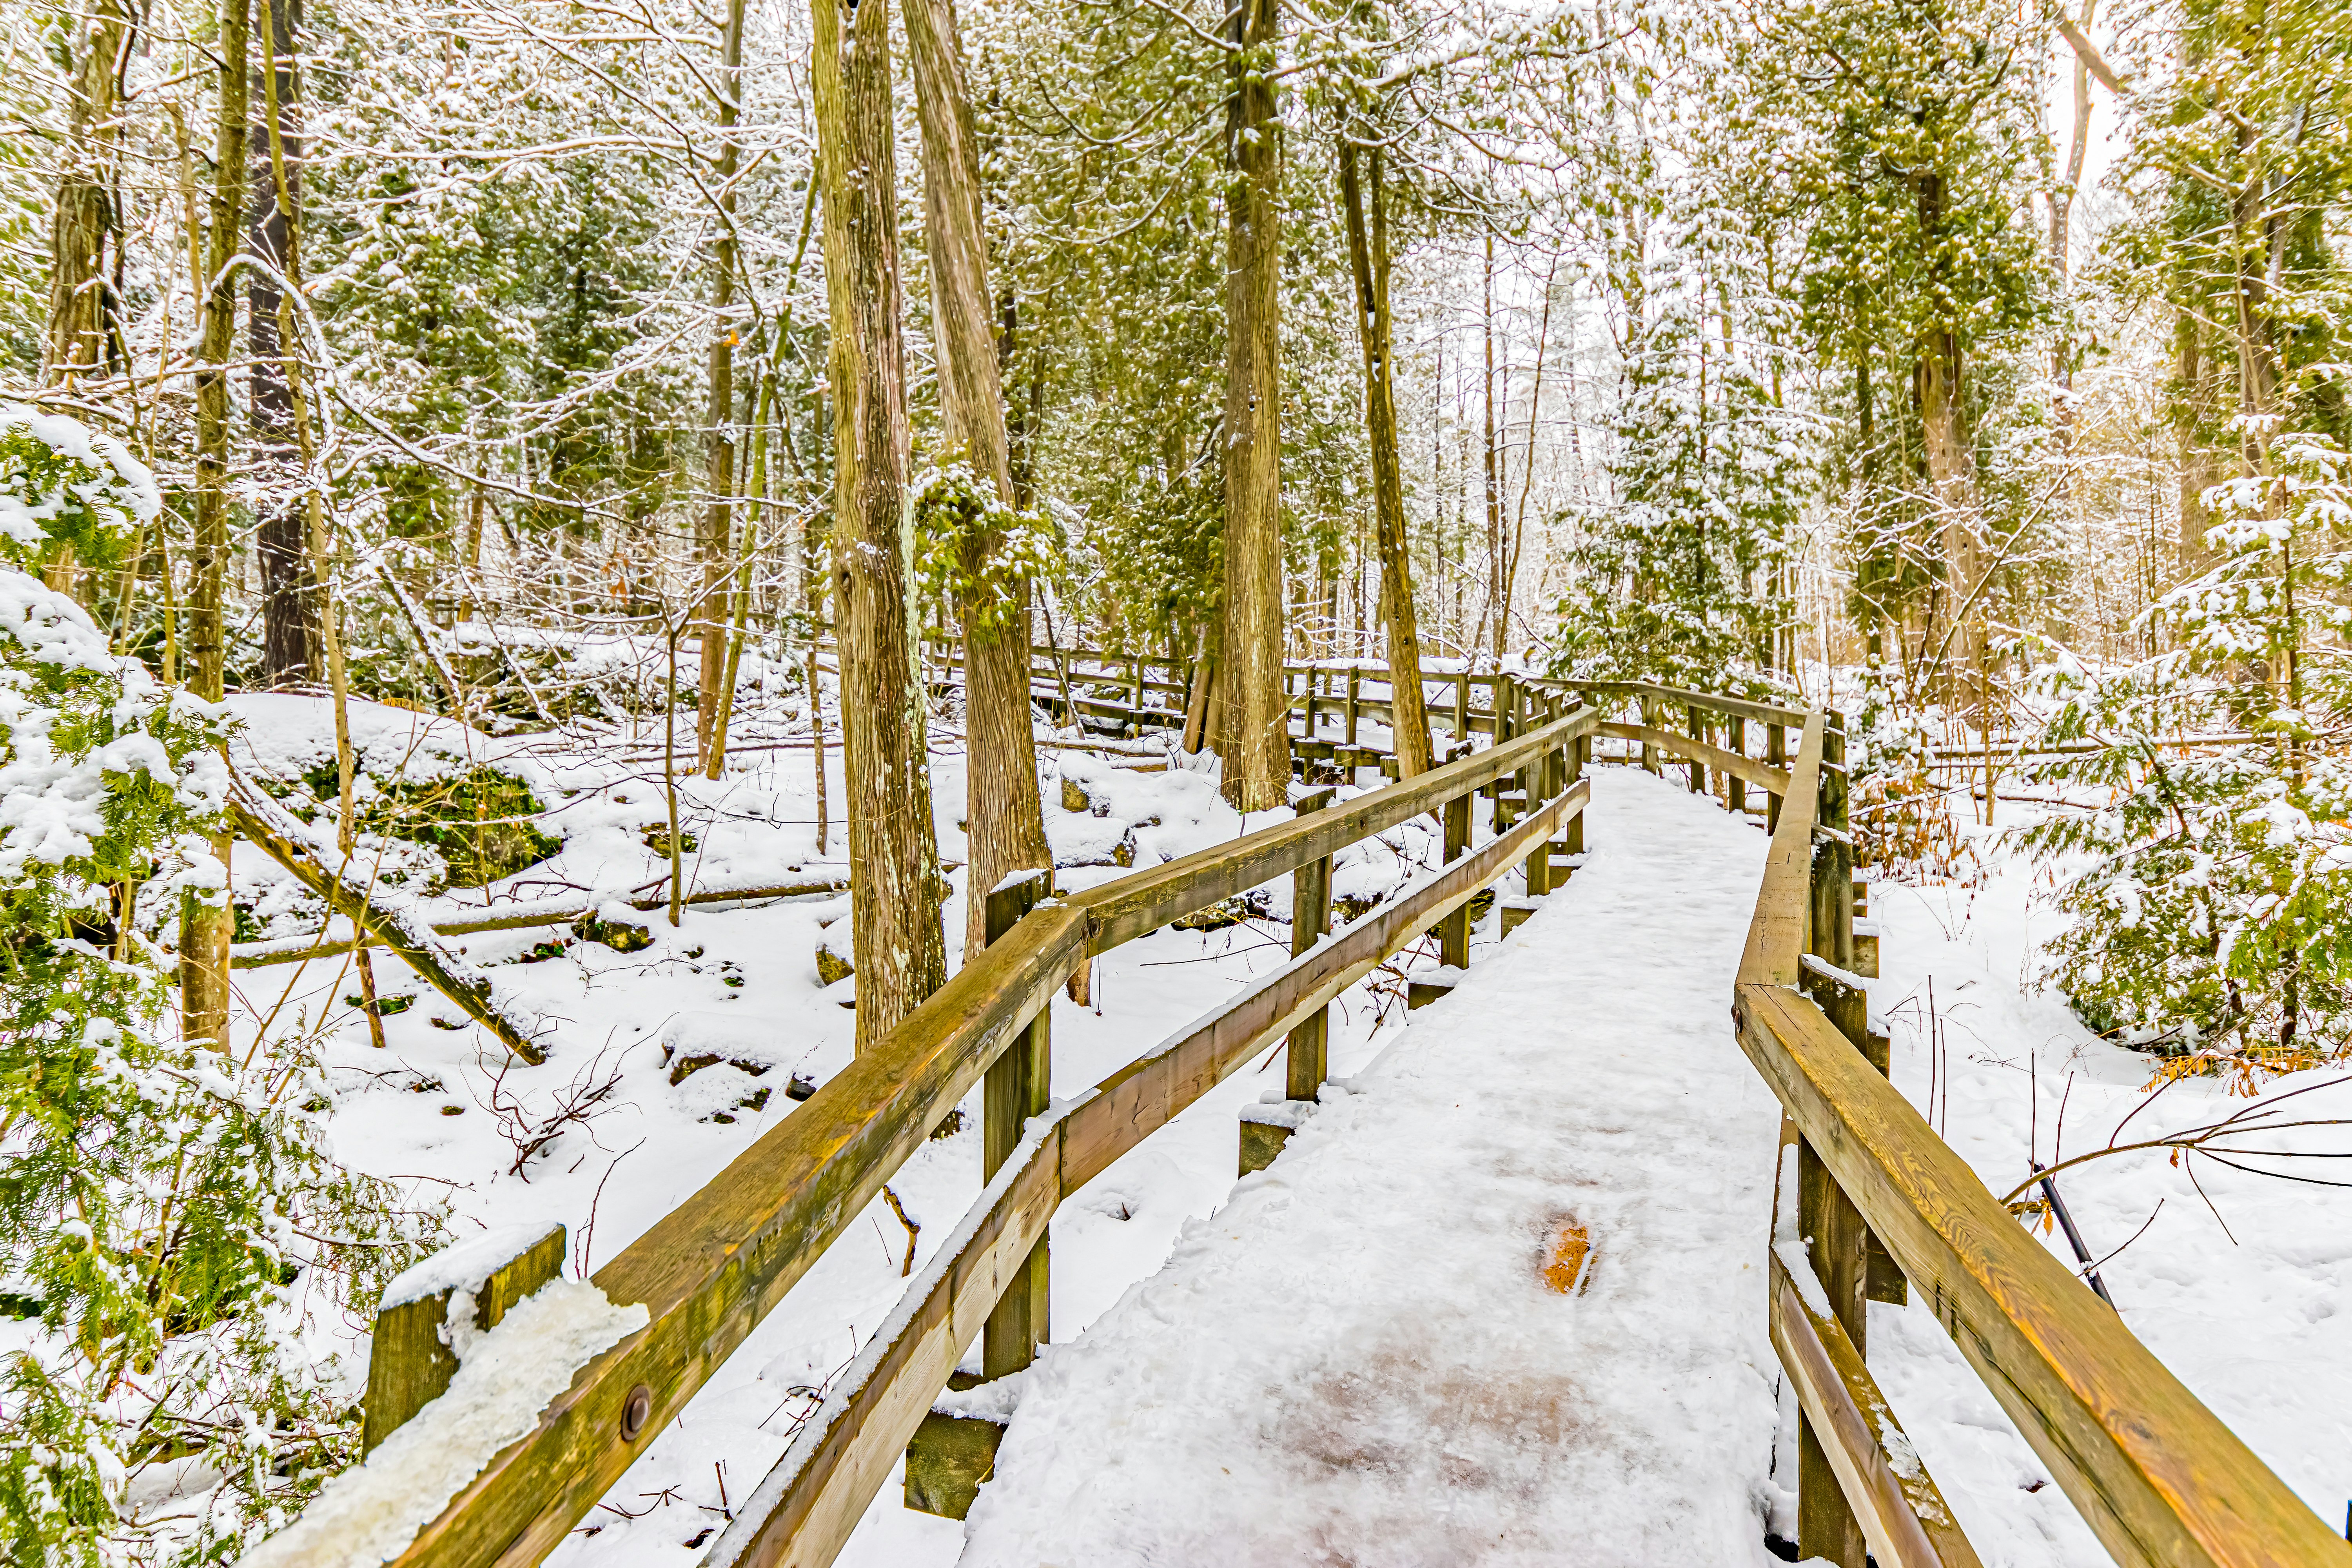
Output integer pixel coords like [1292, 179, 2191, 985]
[0, 410, 443, 1565]
[2020, 428, 2352, 1071]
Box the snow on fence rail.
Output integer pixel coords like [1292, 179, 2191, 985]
[241, 697, 1602, 1568]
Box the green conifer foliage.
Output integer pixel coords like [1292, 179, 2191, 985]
[0, 411, 443, 1564]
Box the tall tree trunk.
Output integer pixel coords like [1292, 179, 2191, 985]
[1482, 234, 1503, 666]
[810, 0, 947, 1046]
[1916, 323, 1983, 712]
[2175, 309, 2215, 572]
[1216, 0, 1289, 810]
[906, 0, 1052, 958]
[44, 0, 129, 388]
[1339, 143, 1433, 777]
[250, 0, 315, 686]
[696, 0, 746, 772]
[182, 0, 251, 1048]
[1913, 164, 1985, 719]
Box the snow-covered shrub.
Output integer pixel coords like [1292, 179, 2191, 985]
[1848, 658, 1972, 879]
[2017, 430, 2352, 1075]
[0, 413, 445, 1564]
[0, 405, 157, 572]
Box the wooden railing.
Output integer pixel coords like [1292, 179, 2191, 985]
[279, 695, 1600, 1568]
[278, 653, 2346, 1568]
[1605, 678, 2348, 1568]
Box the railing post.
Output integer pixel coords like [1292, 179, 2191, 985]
[1729, 715, 1747, 814]
[1437, 786, 1472, 971]
[1796, 707, 1866, 1566]
[1523, 696, 1562, 895]
[1766, 721, 1785, 833]
[1454, 670, 1468, 746]
[362, 1223, 568, 1456]
[1345, 665, 1361, 747]
[1565, 717, 1587, 857]
[1285, 789, 1335, 1099]
[1640, 696, 1659, 774]
[1686, 703, 1706, 795]
[1819, 711, 1853, 971]
[982, 869, 1051, 1379]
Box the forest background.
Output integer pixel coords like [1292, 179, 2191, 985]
[2, 0, 2349, 1555]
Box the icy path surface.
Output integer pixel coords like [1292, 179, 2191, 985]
[959, 768, 1789, 1566]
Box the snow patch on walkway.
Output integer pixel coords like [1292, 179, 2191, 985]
[958, 768, 1788, 1565]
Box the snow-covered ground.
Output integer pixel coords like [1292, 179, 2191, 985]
[218, 687, 1462, 1564]
[1862, 810, 2352, 1565]
[956, 765, 1787, 1565]
[224, 685, 2352, 1566]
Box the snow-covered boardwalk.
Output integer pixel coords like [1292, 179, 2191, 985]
[960, 769, 1792, 1564]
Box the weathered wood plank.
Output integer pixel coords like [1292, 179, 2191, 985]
[703, 1115, 1065, 1568]
[1769, 1247, 1983, 1568]
[1733, 981, 2350, 1568]
[1072, 708, 1597, 951]
[363, 1225, 568, 1456]
[367, 905, 1087, 1568]
[1545, 676, 1810, 728]
[1737, 714, 1824, 989]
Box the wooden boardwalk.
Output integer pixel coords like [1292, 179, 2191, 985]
[248, 674, 2351, 1568]
[957, 768, 1786, 1564]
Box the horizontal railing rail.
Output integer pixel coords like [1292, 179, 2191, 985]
[270, 699, 1598, 1568]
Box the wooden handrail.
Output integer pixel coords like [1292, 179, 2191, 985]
[1736, 982, 2347, 1567]
[708, 775, 1595, 1568]
[365, 902, 1090, 1568]
[1545, 676, 1811, 728]
[1718, 692, 2345, 1567]
[303, 705, 1594, 1568]
[1598, 720, 1791, 796]
[1739, 712, 1825, 988]
[1071, 709, 1597, 951]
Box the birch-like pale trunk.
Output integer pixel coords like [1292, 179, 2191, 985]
[905, 0, 1052, 957]
[810, 0, 947, 1044]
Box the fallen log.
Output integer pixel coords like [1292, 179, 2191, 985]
[231, 876, 851, 969]
[226, 774, 554, 1062]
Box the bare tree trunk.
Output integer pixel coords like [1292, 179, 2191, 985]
[810, 0, 947, 1046]
[1217, 0, 1289, 810]
[696, 0, 746, 770]
[44, 0, 129, 388]
[1916, 323, 1984, 714]
[1339, 143, 1433, 777]
[906, 0, 1052, 958]
[249, 0, 315, 686]
[1482, 234, 1503, 666]
[181, 0, 250, 1049]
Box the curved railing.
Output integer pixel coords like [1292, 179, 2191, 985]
[1607, 679, 2347, 1568]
